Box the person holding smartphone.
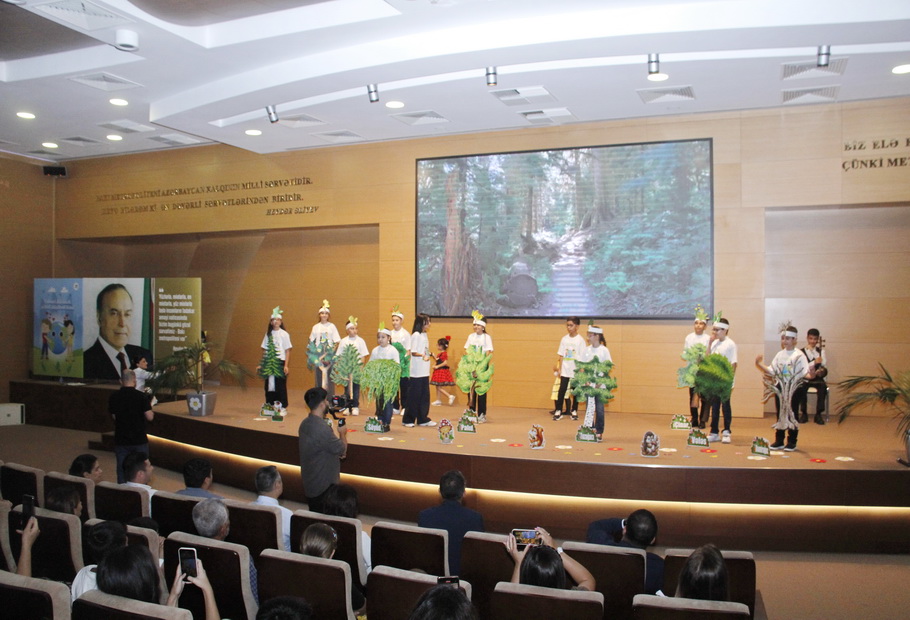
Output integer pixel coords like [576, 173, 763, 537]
[504, 526, 595, 592]
[15, 508, 40, 578]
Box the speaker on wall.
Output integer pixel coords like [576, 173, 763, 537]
[43, 166, 67, 177]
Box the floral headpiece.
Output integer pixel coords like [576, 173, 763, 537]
[346, 315, 358, 328]
[271, 306, 283, 319]
[319, 299, 330, 314]
[694, 304, 709, 323]
[471, 309, 486, 326]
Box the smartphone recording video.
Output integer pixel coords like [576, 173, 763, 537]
[179, 547, 198, 579]
[511, 528, 542, 549]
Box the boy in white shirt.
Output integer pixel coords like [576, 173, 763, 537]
[389, 306, 410, 415]
[369, 325, 400, 432]
[683, 310, 710, 428]
[706, 318, 737, 444]
[755, 325, 815, 451]
[553, 316, 587, 421]
[336, 317, 370, 415]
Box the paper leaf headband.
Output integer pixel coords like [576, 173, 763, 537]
[471, 309, 486, 326]
[319, 299, 330, 313]
[378, 321, 391, 335]
[694, 304, 709, 322]
[271, 306, 283, 319]
[390, 304, 404, 319]
[347, 315, 358, 327]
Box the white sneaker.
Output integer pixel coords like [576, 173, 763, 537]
[403, 422, 415, 428]
[722, 430, 731, 444]
[393, 408, 400, 416]
[707, 433, 720, 443]
[448, 394, 456, 405]
[431, 400, 442, 406]
[477, 414, 486, 424]
[418, 420, 437, 427]
[351, 407, 359, 416]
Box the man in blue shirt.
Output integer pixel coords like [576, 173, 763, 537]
[417, 470, 484, 575]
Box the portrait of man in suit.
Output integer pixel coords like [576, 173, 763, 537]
[83, 282, 151, 380]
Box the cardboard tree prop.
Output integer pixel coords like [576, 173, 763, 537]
[361, 359, 401, 408]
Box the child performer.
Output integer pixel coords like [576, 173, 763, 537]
[553, 316, 586, 421]
[261, 306, 292, 408]
[389, 305, 410, 415]
[336, 317, 369, 415]
[755, 325, 815, 451]
[581, 325, 612, 442]
[132, 355, 158, 407]
[308, 299, 340, 393]
[403, 313, 435, 427]
[684, 306, 711, 428]
[464, 312, 494, 423]
[430, 336, 456, 406]
[370, 324, 399, 432]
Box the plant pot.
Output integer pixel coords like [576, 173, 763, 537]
[186, 391, 216, 417]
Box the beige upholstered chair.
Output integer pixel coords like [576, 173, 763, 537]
[564, 539, 648, 620]
[367, 564, 473, 620]
[0, 498, 16, 572]
[290, 508, 369, 585]
[371, 520, 449, 576]
[662, 549, 757, 617]
[94, 481, 150, 522]
[0, 568, 72, 620]
[1, 462, 45, 508]
[491, 581, 605, 620]
[459, 531, 514, 620]
[149, 491, 201, 537]
[45, 471, 96, 521]
[73, 589, 192, 619]
[632, 594, 750, 619]
[10, 504, 84, 583]
[258, 548, 357, 620]
[223, 498, 282, 567]
[84, 517, 162, 564]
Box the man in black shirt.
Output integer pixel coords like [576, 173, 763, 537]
[109, 369, 154, 483]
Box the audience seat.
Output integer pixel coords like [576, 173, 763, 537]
[94, 482, 149, 522]
[223, 499, 282, 568]
[83, 518, 162, 565]
[0, 568, 72, 620]
[632, 594, 750, 619]
[370, 520, 449, 576]
[366, 564, 473, 620]
[72, 588, 192, 620]
[564, 540, 648, 620]
[45, 471, 96, 521]
[290, 508, 369, 586]
[490, 581, 605, 620]
[459, 531, 514, 620]
[258, 548, 357, 620]
[0, 499, 15, 571]
[662, 549, 757, 618]
[164, 531, 258, 620]
[9, 504, 84, 583]
[1, 462, 45, 508]
[149, 491, 200, 537]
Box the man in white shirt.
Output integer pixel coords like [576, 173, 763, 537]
[122, 451, 157, 499]
[253, 465, 293, 552]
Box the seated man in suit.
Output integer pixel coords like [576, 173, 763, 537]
[417, 470, 484, 575]
[84, 283, 151, 381]
[586, 508, 664, 595]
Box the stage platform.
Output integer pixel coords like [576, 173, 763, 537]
[11, 380, 910, 553]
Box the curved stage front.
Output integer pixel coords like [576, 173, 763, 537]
[12, 380, 910, 554]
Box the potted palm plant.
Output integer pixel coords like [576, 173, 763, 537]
[836, 364, 910, 466]
[146, 341, 253, 416]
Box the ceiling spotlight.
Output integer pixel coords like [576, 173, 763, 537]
[817, 45, 831, 68]
[17, 111, 36, 119]
[486, 67, 497, 87]
[106, 134, 123, 141]
[385, 101, 405, 109]
[109, 98, 129, 106]
[647, 53, 668, 81]
[368, 84, 379, 103]
[42, 142, 59, 149]
[114, 29, 139, 52]
[265, 105, 279, 123]
[245, 129, 262, 136]
[893, 64, 910, 75]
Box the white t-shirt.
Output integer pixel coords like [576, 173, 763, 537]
[261, 328, 293, 360]
[558, 334, 587, 377]
[581, 344, 612, 364]
[464, 332, 494, 353]
[71, 564, 98, 602]
[370, 344, 399, 362]
[309, 322, 340, 346]
[410, 332, 431, 378]
[390, 327, 411, 350]
[337, 335, 369, 360]
[771, 348, 809, 379]
[683, 332, 709, 352]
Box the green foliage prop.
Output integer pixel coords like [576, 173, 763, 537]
[361, 359, 401, 407]
[258, 334, 285, 379]
[694, 353, 734, 403]
[147, 341, 253, 397]
[570, 356, 617, 402]
[306, 339, 335, 371]
[456, 348, 494, 396]
[677, 343, 707, 388]
[837, 364, 910, 436]
[331, 345, 362, 390]
[392, 342, 411, 379]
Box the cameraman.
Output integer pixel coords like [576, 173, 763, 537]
[298, 387, 349, 513]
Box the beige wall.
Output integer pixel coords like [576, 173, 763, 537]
[8, 97, 910, 416]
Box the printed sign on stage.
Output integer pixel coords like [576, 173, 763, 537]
[33, 278, 83, 378]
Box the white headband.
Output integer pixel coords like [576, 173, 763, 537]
[588, 326, 603, 334]
[783, 329, 798, 338]
[378, 328, 392, 336]
[473, 319, 486, 327]
[713, 322, 728, 331]
[391, 311, 404, 319]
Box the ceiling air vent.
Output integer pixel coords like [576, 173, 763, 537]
[279, 114, 327, 129]
[491, 86, 556, 106]
[520, 108, 576, 125]
[391, 110, 449, 126]
[782, 86, 839, 104]
[28, 150, 61, 157]
[637, 86, 696, 104]
[70, 72, 142, 92]
[34, 0, 131, 31]
[312, 130, 362, 144]
[100, 120, 157, 133]
[60, 136, 102, 146]
[781, 58, 848, 80]
[148, 134, 205, 146]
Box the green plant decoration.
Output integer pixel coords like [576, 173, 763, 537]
[147, 341, 253, 398]
[331, 345, 363, 395]
[456, 347, 494, 399]
[258, 333, 285, 379]
[361, 359, 401, 406]
[392, 342, 411, 378]
[694, 353, 735, 403]
[306, 338, 335, 371]
[570, 356, 617, 402]
[837, 364, 910, 436]
[677, 343, 707, 388]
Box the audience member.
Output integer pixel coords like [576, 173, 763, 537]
[300, 523, 365, 613]
[676, 544, 729, 602]
[505, 527, 595, 591]
[323, 482, 372, 574]
[408, 583, 478, 620]
[192, 498, 259, 604]
[176, 458, 223, 499]
[110, 368, 154, 483]
[72, 520, 127, 602]
[586, 509, 664, 594]
[14, 516, 40, 577]
[417, 470, 484, 575]
[253, 465, 293, 551]
[45, 484, 83, 517]
[298, 387, 348, 513]
[122, 451, 157, 499]
[256, 596, 313, 620]
[69, 453, 104, 484]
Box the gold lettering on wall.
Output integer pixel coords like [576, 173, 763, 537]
[842, 136, 910, 172]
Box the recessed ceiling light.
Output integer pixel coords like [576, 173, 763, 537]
[109, 98, 129, 106]
[17, 112, 36, 119]
[893, 64, 910, 75]
[647, 72, 669, 82]
[245, 129, 262, 136]
[107, 134, 123, 141]
[42, 142, 59, 149]
[385, 100, 405, 109]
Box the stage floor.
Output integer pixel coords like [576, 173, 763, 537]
[155, 386, 907, 472]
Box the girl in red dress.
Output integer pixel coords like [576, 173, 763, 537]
[430, 336, 456, 406]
